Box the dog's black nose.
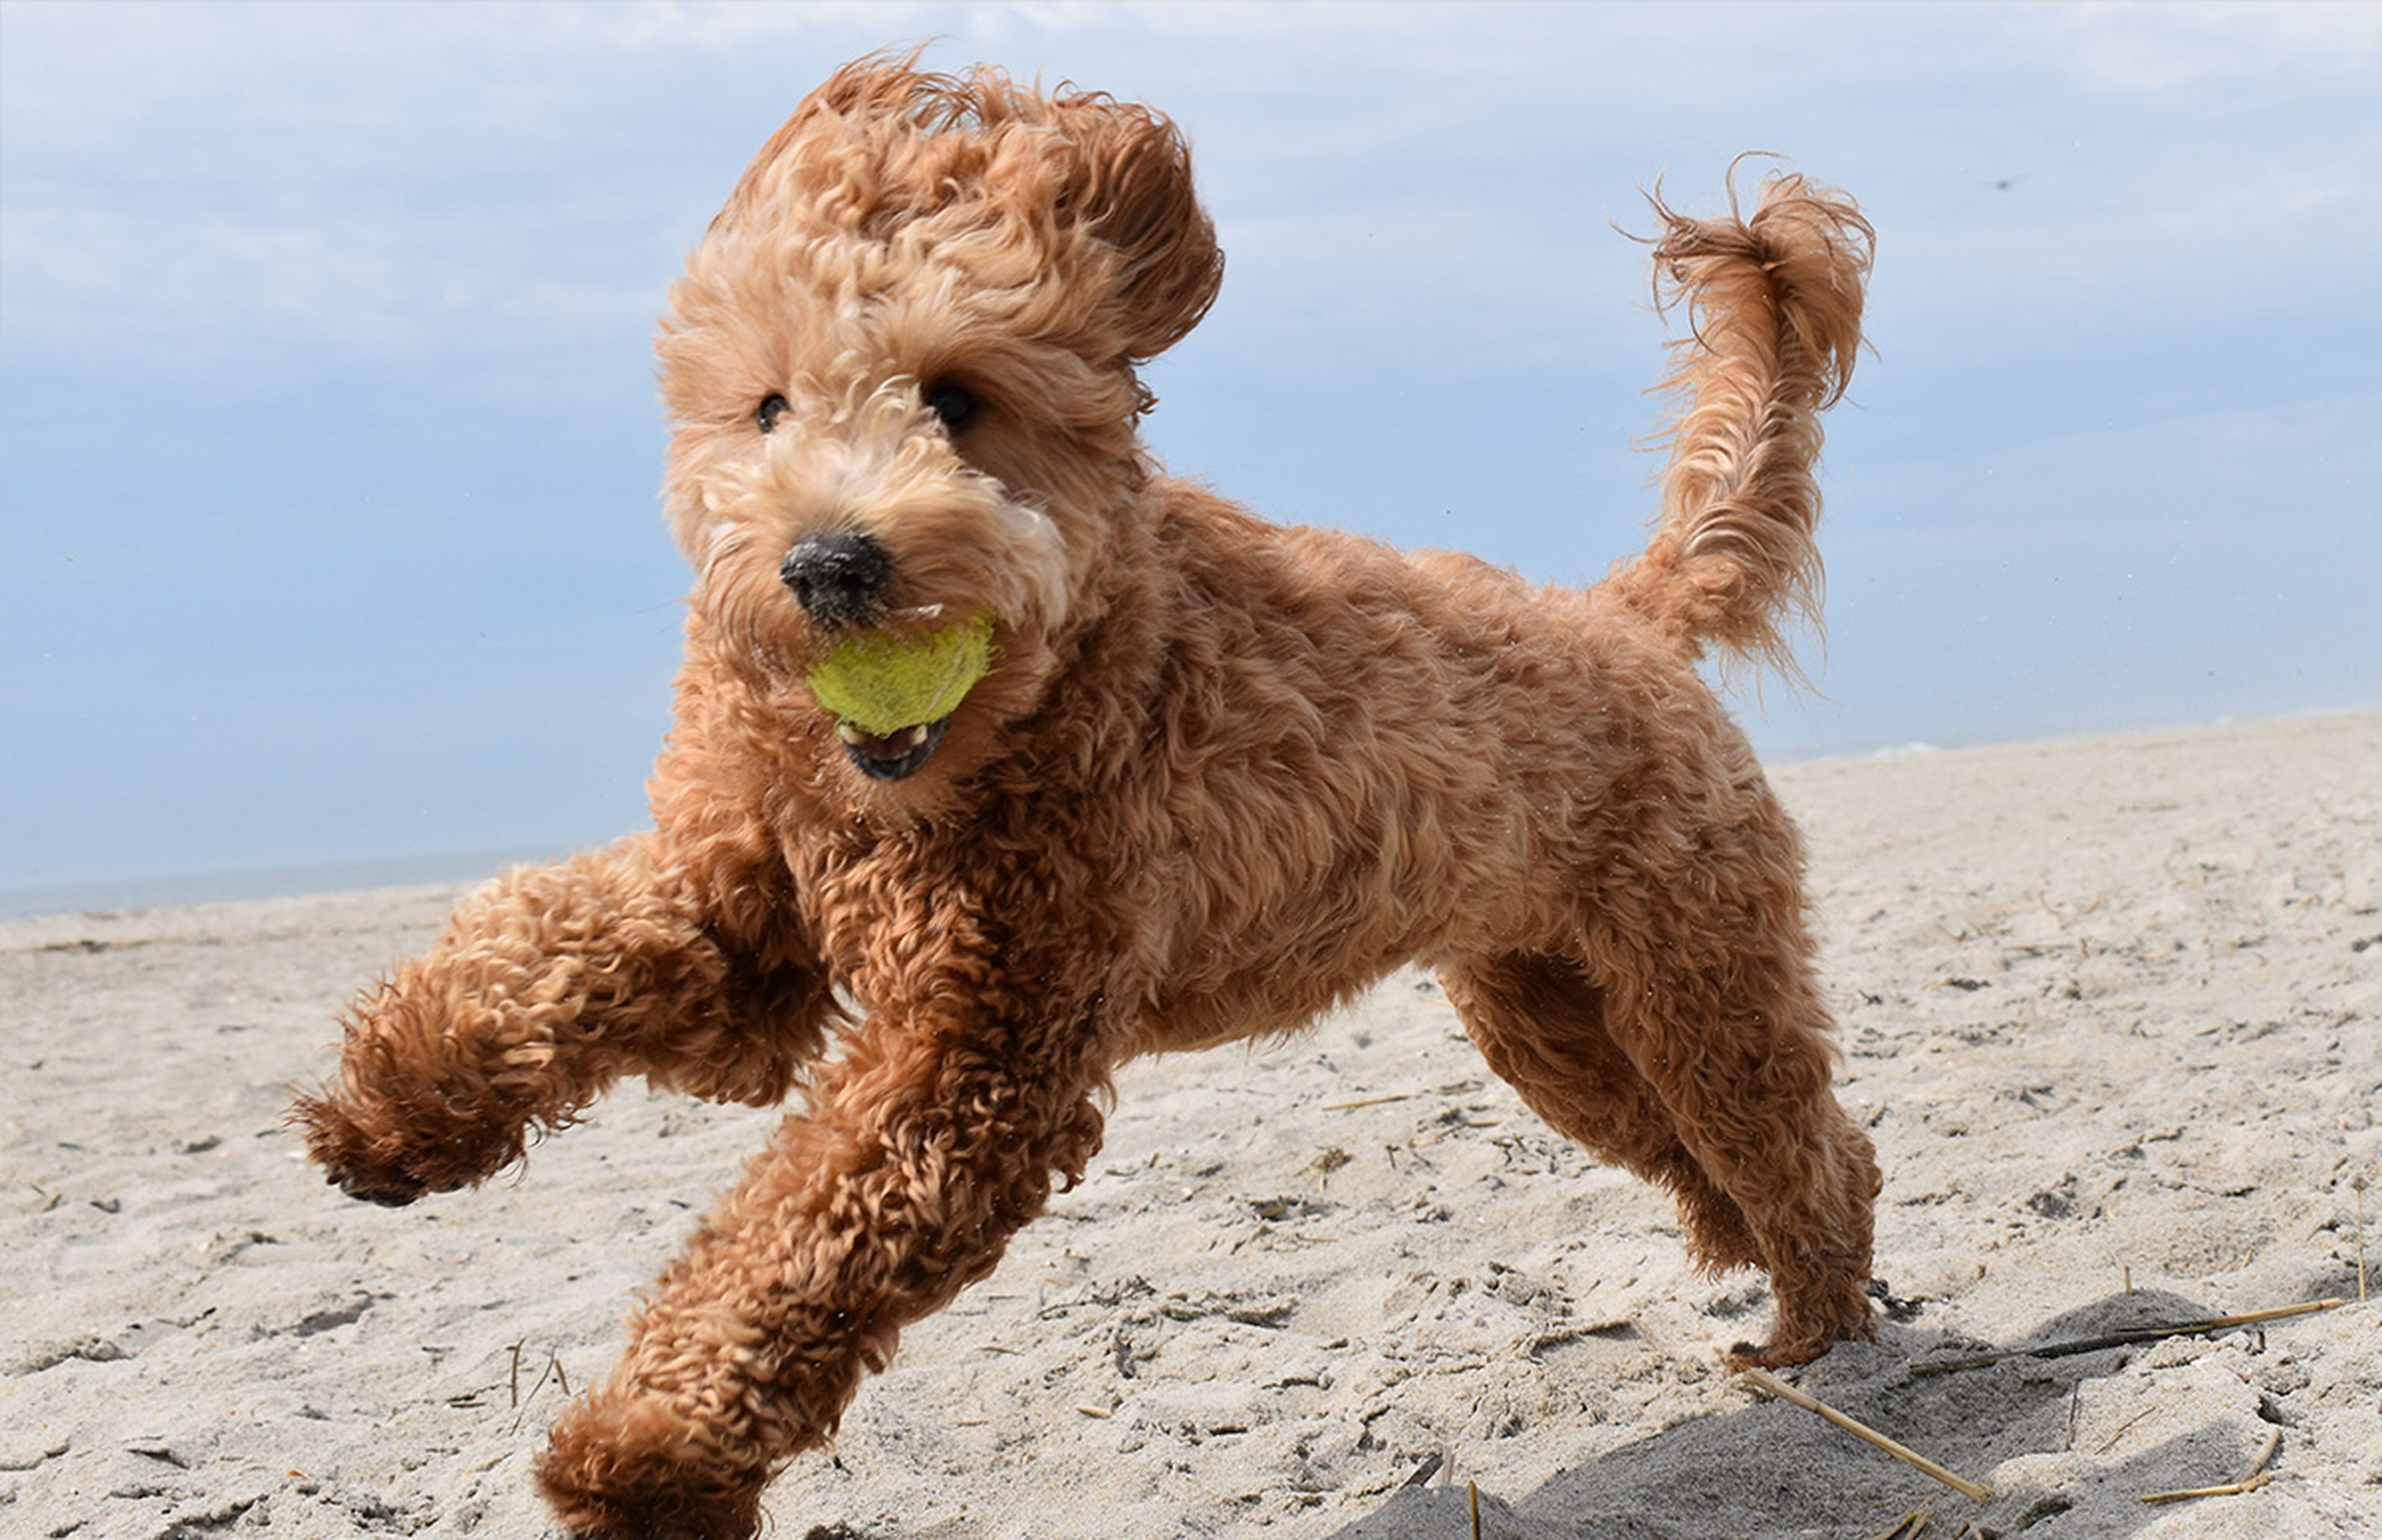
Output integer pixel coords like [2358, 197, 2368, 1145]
[779, 530, 892, 628]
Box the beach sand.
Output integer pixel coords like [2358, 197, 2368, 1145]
[5, 712, 2376, 1538]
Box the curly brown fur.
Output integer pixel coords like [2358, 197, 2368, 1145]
[294, 54, 1881, 1537]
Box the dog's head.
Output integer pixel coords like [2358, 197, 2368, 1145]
[658, 55, 1222, 786]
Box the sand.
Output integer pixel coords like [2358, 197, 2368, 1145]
[4, 711, 2376, 1539]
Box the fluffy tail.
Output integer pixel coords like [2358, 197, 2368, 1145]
[1610, 167, 1872, 674]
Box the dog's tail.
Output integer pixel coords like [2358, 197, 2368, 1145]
[1608, 167, 1871, 675]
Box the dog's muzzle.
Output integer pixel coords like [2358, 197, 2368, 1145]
[782, 531, 978, 781]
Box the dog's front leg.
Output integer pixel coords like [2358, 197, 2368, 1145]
[535, 984, 1110, 1540]
[293, 834, 831, 1206]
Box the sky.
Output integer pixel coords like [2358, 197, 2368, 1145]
[2, 1, 2377, 909]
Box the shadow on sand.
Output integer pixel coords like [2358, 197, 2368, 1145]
[1326, 1288, 2314, 1540]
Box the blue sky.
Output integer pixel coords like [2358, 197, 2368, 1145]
[3, 1, 2377, 905]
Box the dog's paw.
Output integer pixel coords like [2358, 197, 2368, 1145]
[537, 1397, 765, 1540]
[1724, 1335, 1827, 1371]
[287, 1090, 490, 1206]
[335, 1171, 428, 1208]
[1726, 1284, 1881, 1370]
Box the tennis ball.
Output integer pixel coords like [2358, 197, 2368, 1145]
[805, 613, 996, 737]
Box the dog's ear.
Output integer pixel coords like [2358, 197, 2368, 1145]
[1045, 92, 1225, 363]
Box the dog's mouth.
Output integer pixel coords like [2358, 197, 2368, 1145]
[836, 717, 950, 780]
[801, 608, 996, 782]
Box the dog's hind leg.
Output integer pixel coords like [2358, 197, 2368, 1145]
[1574, 856, 1881, 1366]
[292, 834, 834, 1206]
[1440, 953, 1762, 1273]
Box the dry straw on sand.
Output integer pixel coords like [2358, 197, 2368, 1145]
[1740, 1367, 1994, 1503]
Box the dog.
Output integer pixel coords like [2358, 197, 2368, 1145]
[295, 55, 1880, 1539]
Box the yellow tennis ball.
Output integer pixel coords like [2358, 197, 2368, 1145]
[805, 613, 996, 737]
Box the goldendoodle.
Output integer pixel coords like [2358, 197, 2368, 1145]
[297, 55, 1881, 1539]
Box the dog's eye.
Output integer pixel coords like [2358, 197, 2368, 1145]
[756, 393, 790, 434]
[923, 382, 979, 434]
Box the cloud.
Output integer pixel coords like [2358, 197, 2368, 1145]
[2044, 1, 2382, 94]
